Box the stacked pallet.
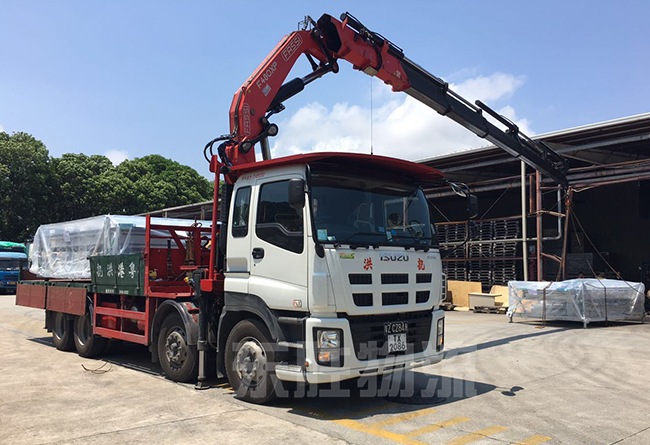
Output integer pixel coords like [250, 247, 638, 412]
[437, 218, 521, 292]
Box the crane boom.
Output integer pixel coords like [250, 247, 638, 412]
[219, 12, 568, 185]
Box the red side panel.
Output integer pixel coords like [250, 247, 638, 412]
[46, 286, 86, 316]
[15, 283, 47, 309]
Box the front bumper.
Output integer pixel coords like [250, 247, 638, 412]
[275, 309, 445, 384]
[1, 280, 18, 290]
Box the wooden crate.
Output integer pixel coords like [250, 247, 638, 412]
[447, 280, 482, 308]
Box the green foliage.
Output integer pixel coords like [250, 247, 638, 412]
[0, 132, 214, 242]
[52, 153, 114, 220]
[0, 132, 56, 240]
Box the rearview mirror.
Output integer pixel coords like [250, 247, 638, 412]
[468, 194, 479, 220]
[288, 178, 306, 210]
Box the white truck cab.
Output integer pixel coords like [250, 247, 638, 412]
[221, 153, 445, 393]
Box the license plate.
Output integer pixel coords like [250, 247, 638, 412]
[384, 321, 408, 353]
[6, 281, 16, 286]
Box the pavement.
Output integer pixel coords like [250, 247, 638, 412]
[1, 293, 650, 445]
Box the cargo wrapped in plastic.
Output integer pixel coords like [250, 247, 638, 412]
[30, 215, 211, 279]
[507, 279, 645, 326]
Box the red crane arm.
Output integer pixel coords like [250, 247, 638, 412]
[217, 13, 568, 186]
[225, 28, 332, 166]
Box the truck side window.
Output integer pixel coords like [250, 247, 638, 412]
[256, 180, 304, 254]
[232, 186, 251, 238]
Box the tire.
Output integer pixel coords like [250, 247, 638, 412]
[225, 319, 278, 404]
[157, 312, 198, 383]
[52, 312, 75, 351]
[73, 312, 107, 358]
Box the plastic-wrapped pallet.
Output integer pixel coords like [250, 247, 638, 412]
[507, 279, 646, 327]
[29, 215, 211, 279]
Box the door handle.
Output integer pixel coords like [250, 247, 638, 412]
[252, 247, 265, 259]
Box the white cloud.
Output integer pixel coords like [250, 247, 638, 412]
[0, 123, 4, 133]
[453, 73, 525, 102]
[271, 72, 531, 161]
[104, 149, 130, 165]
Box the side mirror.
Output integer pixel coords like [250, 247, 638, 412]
[467, 194, 479, 220]
[288, 178, 306, 210]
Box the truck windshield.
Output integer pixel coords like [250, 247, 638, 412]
[0, 259, 21, 271]
[310, 171, 437, 248]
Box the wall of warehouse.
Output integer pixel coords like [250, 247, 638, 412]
[430, 179, 650, 288]
[570, 180, 650, 285]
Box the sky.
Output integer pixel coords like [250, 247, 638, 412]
[1, 0, 648, 177]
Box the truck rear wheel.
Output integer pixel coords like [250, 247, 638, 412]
[225, 319, 278, 404]
[73, 312, 107, 358]
[157, 312, 198, 382]
[52, 312, 74, 351]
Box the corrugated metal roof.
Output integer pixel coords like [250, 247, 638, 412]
[415, 112, 650, 166]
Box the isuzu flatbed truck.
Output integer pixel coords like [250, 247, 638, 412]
[16, 12, 567, 403]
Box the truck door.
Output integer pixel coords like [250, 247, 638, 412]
[250, 177, 308, 310]
[225, 185, 253, 294]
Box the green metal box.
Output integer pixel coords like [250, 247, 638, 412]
[90, 254, 145, 296]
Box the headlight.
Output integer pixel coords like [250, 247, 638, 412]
[315, 329, 343, 367]
[318, 330, 340, 348]
[436, 318, 444, 352]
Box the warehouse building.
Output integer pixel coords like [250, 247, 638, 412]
[420, 112, 650, 291]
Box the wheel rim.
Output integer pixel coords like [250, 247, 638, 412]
[53, 314, 66, 340]
[77, 316, 91, 346]
[234, 336, 267, 388]
[164, 327, 188, 369]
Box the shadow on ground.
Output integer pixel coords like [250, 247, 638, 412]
[271, 370, 497, 420]
[28, 337, 165, 377]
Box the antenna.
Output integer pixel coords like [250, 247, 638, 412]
[370, 77, 374, 155]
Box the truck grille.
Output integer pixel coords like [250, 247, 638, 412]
[416, 290, 430, 303]
[382, 292, 408, 305]
[353, 293, 373, 307]
[349, 274, 372, 285]
[346, 311, 433, 360]
[381, 274, 408, 284]
[416, 273, 432, 283]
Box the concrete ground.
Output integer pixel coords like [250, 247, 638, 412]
[1, 294, 649, 445]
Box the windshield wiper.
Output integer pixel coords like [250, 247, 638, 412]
[389, 234, 436, 251]
[331, 231, 384, 248]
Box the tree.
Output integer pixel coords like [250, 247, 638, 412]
[0, 132, 215, 242]
[52, 153, 114, 219]
[0, 132, 56, 241]
[101, 155, 213, 215]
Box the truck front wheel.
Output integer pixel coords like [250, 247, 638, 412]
[225, 319, 278, 404]
[52, 312, 74, 351]
[73, 312, 107, 358]
[157, 312, 198, 382]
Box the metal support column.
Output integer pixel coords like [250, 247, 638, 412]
[521, 161, 529, 281]
[536, 171, 543, 281]
[560, 188, 573, 280]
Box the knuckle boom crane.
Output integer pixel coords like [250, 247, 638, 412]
[209, 12, 568, 186]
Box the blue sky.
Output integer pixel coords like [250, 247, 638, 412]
[1, 1, 648, 177]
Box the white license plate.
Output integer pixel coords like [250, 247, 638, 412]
[387, 333, 407, 353]
[384, 321, 408, 353]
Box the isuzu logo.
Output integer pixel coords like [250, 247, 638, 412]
[380, 253, 409, 262]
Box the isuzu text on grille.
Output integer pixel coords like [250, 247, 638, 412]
[380, 254, 409, 261]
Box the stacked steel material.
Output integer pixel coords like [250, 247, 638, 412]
[437, 218, 520, 290]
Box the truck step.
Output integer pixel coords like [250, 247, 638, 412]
[276, 363, 303, 373]
[277, 316, 306, 325]
[277, 340, 304, 350]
